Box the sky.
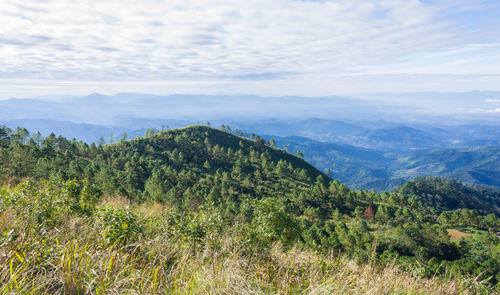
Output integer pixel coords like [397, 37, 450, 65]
[0, 0, 500, 99]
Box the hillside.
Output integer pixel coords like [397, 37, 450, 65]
[0, 125, 325, 205]
[2, 178, 494, 294]
[1, 124, 499, 293]
[396, 177, 500, 215]
[1, 124, 499, 216]
[263, 135, 500, 191]
[396, 146, 500, 187]
[98, 126, 327, 206]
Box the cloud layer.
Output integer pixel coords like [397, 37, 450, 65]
[0, 0, 499, 96]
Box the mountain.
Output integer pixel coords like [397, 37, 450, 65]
[0, 93, 398, 124]
[351, 126, 441, 151]
[260, 134, 395, 188]
[1, 92, 500, 192]
[233, 118, 367, 142]
[0, 125, 327, 204]
[396, 146, 500, 187]
[262, 135, 500, 191]
[396, 177, 500, 215]
[2, 118, 500, 192]
[1, 124, 499, 293]
[1, 92, 500, 149]
[1, 124, 498, 216]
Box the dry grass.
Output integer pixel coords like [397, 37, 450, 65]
[0, 189, 494, 295]
[447, 229, 472, 241]
[98, 194, 132, 208]
[135, 201, 169, 216]
[0, 221, 490, 294]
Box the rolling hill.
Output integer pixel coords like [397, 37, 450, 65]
[1, 124, 499, 293]
[396, 177, 500, 215]
[1, 124, 498, 216]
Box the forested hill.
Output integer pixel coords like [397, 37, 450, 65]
[1, 124, 500, 291]
[396, 177, 500, 216]
[0, 124, 499, 216]
[0, 125, 328, 207]
[97, 125, 328, 204]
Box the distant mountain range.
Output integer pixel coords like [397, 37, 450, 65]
[1, 92, 499, 191]
[260, 135, 500, 191]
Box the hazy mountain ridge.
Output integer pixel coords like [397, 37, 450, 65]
[0, 93, 399, 124]
[1, 92, 500, 191]
[264, 135, 500, 191]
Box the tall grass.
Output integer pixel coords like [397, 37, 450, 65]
[0, 189, 495, 294]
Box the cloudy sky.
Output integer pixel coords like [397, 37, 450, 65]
[0, 0, 499, 98]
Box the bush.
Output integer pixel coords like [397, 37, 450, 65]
[251, 198, 300, 246]
[2, 178, 100, 229]
[60, 178, 100, 216]
[98, 208, 142, 244]
[163, 204, 223, 249]
[6, 178, 66, 228]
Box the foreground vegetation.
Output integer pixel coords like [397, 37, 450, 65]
[0, 179, 495, 294]
[0, 125, 499, 293]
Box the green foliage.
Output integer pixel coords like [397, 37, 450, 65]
[163, 205, 223, 249]
[98, 208, 142, 244]
[61, 178, 100, 216]
[0, 125, 499, 289]
[251, 198, 300, 246]
[1, 178, 100, 228]
[396, 177, 500, 215]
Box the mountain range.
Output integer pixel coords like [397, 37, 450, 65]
[1, 92, 499, 191]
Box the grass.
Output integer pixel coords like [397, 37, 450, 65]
[0, 188, 495, 294]
[447, 229, 473, 241]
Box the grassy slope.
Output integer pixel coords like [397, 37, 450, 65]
[0, 126, 499, 293]
[0, 191, 488, 295]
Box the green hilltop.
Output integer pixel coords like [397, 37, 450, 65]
[0, 124, 499, 293]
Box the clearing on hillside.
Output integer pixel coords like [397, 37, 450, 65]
[447, 229, 472, 241]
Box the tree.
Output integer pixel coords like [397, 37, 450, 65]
[14, 127, 29, 144]
[296, 150, 304, 158]
[0, 126, 11, 148]
[364, 205, 375, 220]
[120, 132, 128, 142]
[32, 131, 43, 145]
[252, 198, 300, 245]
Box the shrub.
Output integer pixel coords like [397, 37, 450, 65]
[98, 208, 142, 244]
[251, 198, 300, 246]
[163, 204, 223, 249]
[60, 178, 100, 216]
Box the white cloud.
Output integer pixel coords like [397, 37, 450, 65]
[0, 0, 498, 96]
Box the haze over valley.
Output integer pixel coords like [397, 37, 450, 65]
[2, 92, 500, 191]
